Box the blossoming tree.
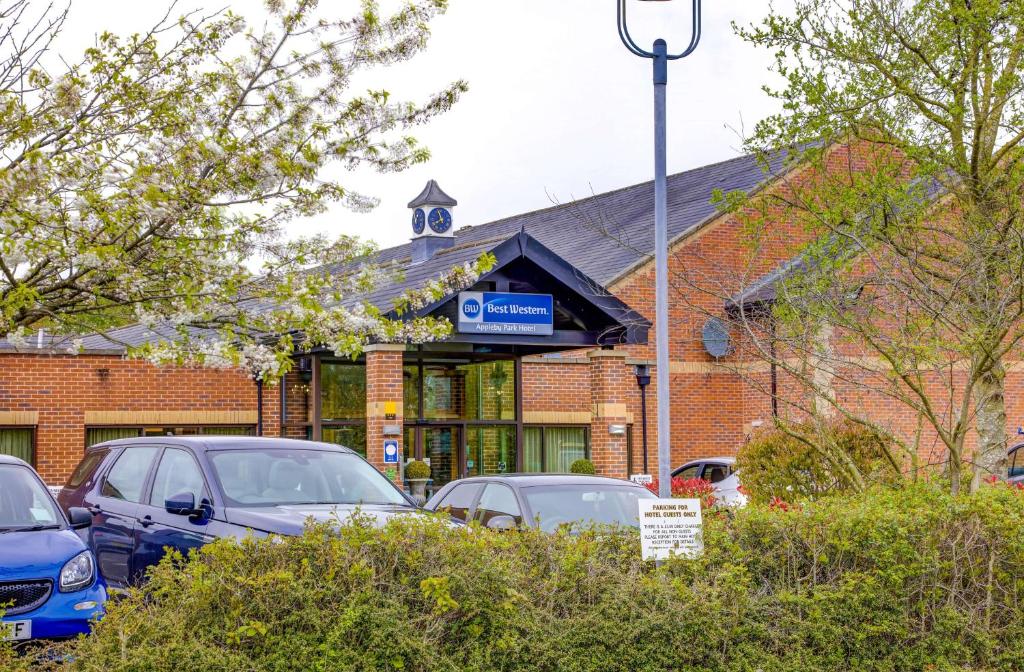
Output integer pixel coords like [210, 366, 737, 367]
[0, 0, 492, 379]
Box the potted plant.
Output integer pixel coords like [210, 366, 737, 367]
[405, 459, 431, 505]
[569, 458, 595, 475]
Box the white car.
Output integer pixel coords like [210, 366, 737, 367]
[672, 457, 747, 507]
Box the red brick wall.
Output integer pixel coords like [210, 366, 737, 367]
[0, 353, 272, 482]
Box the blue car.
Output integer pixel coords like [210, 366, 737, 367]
[58, 437, 420, 589]
[1, 455, 106, 643]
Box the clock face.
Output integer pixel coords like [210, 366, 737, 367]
[428, 207, 452, 234]
[412, 208, 425, 234]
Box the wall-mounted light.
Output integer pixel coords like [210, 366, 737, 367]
[297, 356, 313, 383]
[608, 423, 628, 436]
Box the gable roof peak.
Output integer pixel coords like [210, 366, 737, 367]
[408, 179, 458, 208]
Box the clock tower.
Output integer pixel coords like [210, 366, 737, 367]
[408, 179, 457, 263]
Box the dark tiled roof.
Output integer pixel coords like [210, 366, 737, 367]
[328, 150, 787, 311]
[4, 150, 785, 354]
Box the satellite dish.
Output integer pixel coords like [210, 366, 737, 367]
[702, 318, 731, 359]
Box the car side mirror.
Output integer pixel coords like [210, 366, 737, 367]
[486, 514, 518, 532]
[165, 492, 199, 516]
[67, 507, 92, 530]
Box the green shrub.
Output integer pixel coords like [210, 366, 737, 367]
[569, 458, 595, 474]
[737, 419, 899, 503]
[26, 482, 1024, 671]
[405, 459, 431, 480]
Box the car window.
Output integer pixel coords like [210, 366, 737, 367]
[66, 450, 107, 489]
[521, 484, 658, 533]
[208, 449, 409, 507]
[149, 448, 208, 508]
[475, 483, 521, 527]
[100, 447, 160, 502]
[1010, 445, 1024, 478]
[0, 464, 61, 529]
[433, 483, 482, 522]
[702, 464, 730, 484]
[674, 464, 701, 480]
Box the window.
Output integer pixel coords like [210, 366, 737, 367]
[474, 483, 522, 527]
[66, 450, 108, 489]
[702, 464, 731, 484]
[1010, 445, 1024, 478]
[149, 448, 207, 508]
[322, 425, 367, 458]
[523, 426, 589, 473]
[320, 362, 367, 457]
[87, 426, 254, 447]
[409, 360, 517, 421]
[320, 363, 366, 420]
[208, 449, 409, 507]
[0, 428, 33, 463]
[100, 447, 160, 502]
[0, 464, 61, 529]
[466, 426, 516, 476]
[87, 427, 142, 446]
[433, 483, 482, 522]
[674, 464, 701, 480]
[521, 484, 657, 532]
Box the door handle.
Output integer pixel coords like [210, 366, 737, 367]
[139, 515, 154, 528]
[87, 505, 102, 515]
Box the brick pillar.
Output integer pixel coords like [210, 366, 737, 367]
[589, 349, 630, 478]
[364, 344, 405, 484]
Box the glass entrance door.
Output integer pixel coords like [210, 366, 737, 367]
[422, 426, 461, 489]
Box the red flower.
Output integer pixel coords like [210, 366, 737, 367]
[645, 477, 717, 508]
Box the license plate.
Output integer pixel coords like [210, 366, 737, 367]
[2, 620, 31, 641]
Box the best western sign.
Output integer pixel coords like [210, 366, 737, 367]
[458, 292, 554, 336]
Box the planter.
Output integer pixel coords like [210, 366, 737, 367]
[408, 478, 429, 505]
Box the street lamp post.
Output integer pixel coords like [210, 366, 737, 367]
[616, 0, 701, 498]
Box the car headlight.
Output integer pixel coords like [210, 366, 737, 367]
[59, 551, 95, 593]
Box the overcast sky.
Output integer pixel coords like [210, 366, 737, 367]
[58, 1, 792, 251]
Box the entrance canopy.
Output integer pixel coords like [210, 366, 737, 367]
[383, 231, 649, 356]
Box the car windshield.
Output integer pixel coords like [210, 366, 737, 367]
[208, 449, 410, 508]
[521, 483, 657, 533]
[0, 464, 62, 531]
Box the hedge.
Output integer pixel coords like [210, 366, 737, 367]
[9, 482, 1024, 671]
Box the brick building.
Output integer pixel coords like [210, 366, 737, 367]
[5, 143, 1011, 487]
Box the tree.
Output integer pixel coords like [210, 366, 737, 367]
[715, 0, 1024, 492]
[0, 0, 492, 379]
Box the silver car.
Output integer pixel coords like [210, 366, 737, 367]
[672, 457, 747, 507]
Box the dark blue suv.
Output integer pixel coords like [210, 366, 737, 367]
[58, 437, 419, 589]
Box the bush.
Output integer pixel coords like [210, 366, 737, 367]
[644, 477, 718, 508]
[737, 419, 898, 503]
[405, 459, 431, 480]
[569, 458, 595, 474]
[29, 482, 1024, 671]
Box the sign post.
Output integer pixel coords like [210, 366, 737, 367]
[638, 499, 703, 561]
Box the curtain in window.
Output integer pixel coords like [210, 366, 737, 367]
[523, 427, 542, 472]
[86, 427, 141, 447]
[544, 427, 587, 473]
[200, 426, 254, 436]
[0, 428, 33, 462]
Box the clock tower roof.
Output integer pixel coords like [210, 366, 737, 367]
[408, 179, 457, 208]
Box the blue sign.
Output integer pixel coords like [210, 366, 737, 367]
[457, 292, 554, 336]
[383, 439, 399, 464]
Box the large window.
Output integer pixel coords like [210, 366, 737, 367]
[523, 426, 589, 473]
[0, 428, 34, 464]
[86, 426, 254, 447]
[320, 362, 367, 456]
[406, 360, 516, 422]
